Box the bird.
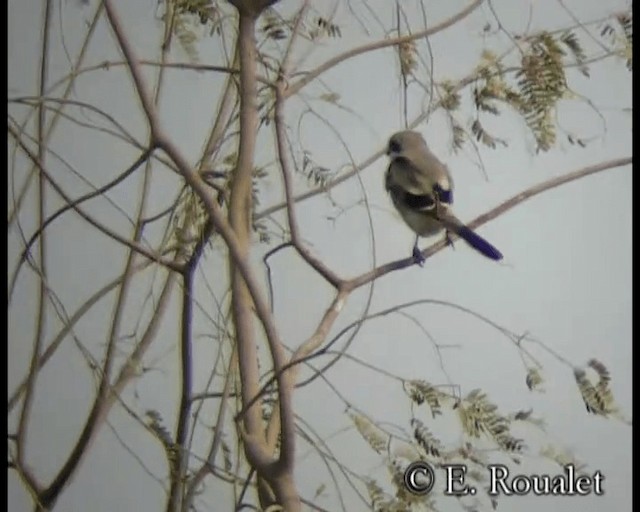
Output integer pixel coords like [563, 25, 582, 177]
[384, 130, 503, 264]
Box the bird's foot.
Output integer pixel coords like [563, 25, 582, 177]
[444, 230, 455, 249]
[412, 245, 426, 266]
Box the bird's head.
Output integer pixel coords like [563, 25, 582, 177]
[386, 130, 427, 158]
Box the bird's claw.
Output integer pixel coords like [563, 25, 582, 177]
[412, 245, 426, 266]
[444, 230, 455, 249]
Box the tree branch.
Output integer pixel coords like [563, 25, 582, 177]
[7, 127, 182, 272]
[7, 1, 105, 229]
[16, 0, 53, 482]
[345, 156, 632, 290]
[272, 83, 344, 288]
[284, 0, 484, 98]
[103, 1, 299, 506]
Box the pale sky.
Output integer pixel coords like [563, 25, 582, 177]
[8, 1, 632, 511]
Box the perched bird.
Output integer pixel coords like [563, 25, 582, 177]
[384, 130, 503, 264]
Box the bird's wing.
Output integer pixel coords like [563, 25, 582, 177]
[385, 162, 437, 214]
[405, 146, 453, 194]
[386, 157, 435, 198]
[387, 154, 453, 204]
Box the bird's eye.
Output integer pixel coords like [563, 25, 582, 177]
[388, 140, 401, 154]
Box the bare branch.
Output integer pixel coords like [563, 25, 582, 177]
[8, 1, 105, 229]
[8, 146, 156, 300]
[16, 0, 53, 477]
[284, 0, 484, 98]
[7, 259, 156, 413]
[37, 270, 176, 509]
[272, 83, 344, 288]
[345, 156, 632, 290]
[7, 126, 182, 272]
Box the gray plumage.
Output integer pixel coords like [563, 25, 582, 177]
[385, 130, 503, 262]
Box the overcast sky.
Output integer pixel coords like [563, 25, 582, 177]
[8, 1, 632, 511]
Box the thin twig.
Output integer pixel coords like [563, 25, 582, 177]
[284, 0, 484, 98]
[16, 1, 53, 492]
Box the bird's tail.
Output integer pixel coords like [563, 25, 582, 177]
[438, 212, 503, 261]
[455, 225, 503, 261]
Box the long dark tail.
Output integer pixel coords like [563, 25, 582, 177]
[435, 211, 503, 261]
[455, 225, 503, 261]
